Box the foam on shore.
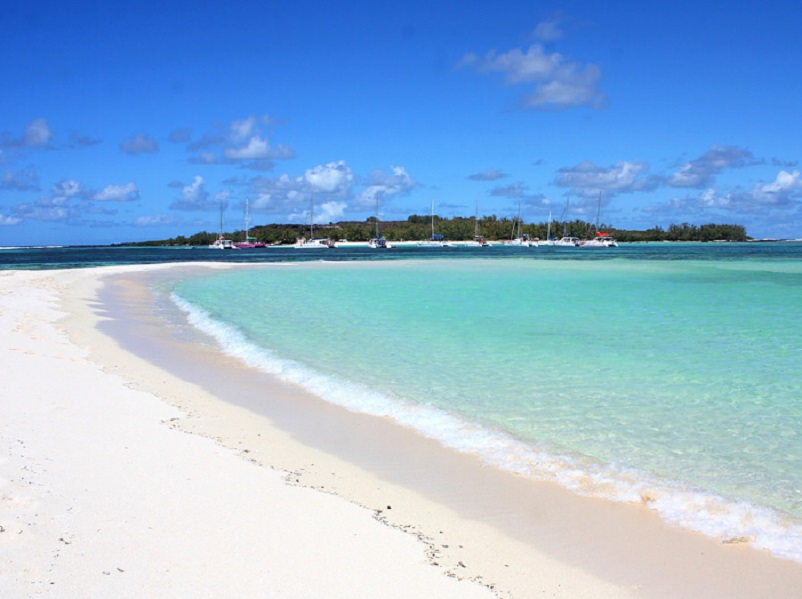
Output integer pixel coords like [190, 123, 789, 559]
[171, 288, 802, 564]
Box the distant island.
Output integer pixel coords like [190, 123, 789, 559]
[121, 215, 749, 247]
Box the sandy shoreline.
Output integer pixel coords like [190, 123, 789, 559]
[3, 263, 802, 597]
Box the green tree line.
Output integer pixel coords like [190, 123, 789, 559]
[123, 216, 749, 246]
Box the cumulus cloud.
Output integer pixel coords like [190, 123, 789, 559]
[93, 182, 139, 202]
[698, 188, 731, 208]
[170, 175, 220, 211]
[304, 160, 355, 195]
[555, 160, 652, 196]
[224, 136, 293, 160]
[669, 145, 757, 188]
[52, 179, 86, 199]
[745, 169, 802, 207]
[457, 22, 604, 110]
[353, 165, 416, 209]
[230, 116, 262, 142]
[0, 212, 22, 225]
[0, 118, 53, 150]
[524, 63, 602, 108]
[184, 115, 294, 168]
[247, 160, 417, 222]
[6, 176, 144, 224]
[12, 199, 71, 222]
[120, 134, 159, 154]
[315, 201, 347, 223]
[468, 168, 508, 181]
[24, 118, 53, 148]
[643, 169, 802, 220]
[533, 20, 563, 42]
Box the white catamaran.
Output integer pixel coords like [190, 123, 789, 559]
[294, 194, 335, 249]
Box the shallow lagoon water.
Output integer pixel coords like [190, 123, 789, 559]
[168, 247, 802, 562]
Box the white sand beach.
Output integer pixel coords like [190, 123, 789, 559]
[3, 264, 802, 598]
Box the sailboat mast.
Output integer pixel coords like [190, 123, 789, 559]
[244, 198, 250, 239]
[375, 194, 380, 238]
[595, 191, 602, 233]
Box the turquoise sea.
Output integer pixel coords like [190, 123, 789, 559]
[4, 242, 802, 561]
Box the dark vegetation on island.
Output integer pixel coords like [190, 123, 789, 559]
[123, 215, 749, 247]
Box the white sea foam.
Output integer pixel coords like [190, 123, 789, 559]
[171, 291, 802, 564]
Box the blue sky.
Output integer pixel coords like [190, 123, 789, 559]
[2, 1, 801, 245]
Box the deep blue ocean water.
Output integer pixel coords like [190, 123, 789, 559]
[6, 241, 802, 562]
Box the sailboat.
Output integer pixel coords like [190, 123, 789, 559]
[541, 210, 558, 246]
[579, 192, 618, 248]
[554, 198, 580, 247]
[368, 194, 393, 249]
[505, 200, 536, 247]
[234, 198, 267, 248]
[418, 199, 452, 247]
[294, 193, 335, 249]
[209, 197, 236, 249]
[472, 202, 491, 247]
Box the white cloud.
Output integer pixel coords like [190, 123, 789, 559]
[169, 175, 221, 211]
[458, 29, 604, 110]
[0, 213, 22, 225]
[224, 136, 295, 161]
[470, 45, 562, 84]
[250, 161, 416, 220]
[748, 169, 802, 206]
[304, 160, 355, 195]
[315, 201, 346, 223]
[698, 188, 731, 208]
[185, 115, 293, 168]
[93, 182, 139, 202]
[13, 202, 70, 222]
[669, 146, 756, 188]
[224, 136, 272, 160]
[24, 118, 53, 147]
[52, 179, 85, 198]
[524, 63, 602, 108]
[134, 214, 180, 227]
[230, 116, 260, 142]
[1, 118, 53, 150]
[353, 165, 416, 209]
[555, 160, 651, 196]
[643, 170, 802, 220]
[532, 20, 563, 42]
[184, 176, 207, 203]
